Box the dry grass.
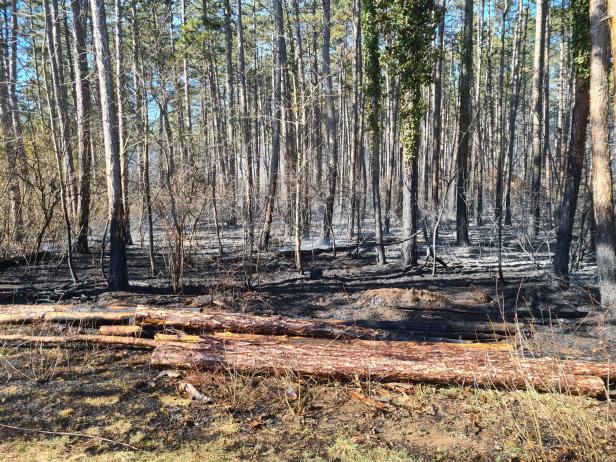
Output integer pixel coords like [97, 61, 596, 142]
[0, 322, 614, 461]
[478, 389, 615, 462]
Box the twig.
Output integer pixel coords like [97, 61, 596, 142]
[0, 423, 143, 452]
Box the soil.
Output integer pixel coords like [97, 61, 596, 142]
[0, 221, 614, 460]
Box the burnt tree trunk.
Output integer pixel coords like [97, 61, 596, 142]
[90, 0, 128, 290]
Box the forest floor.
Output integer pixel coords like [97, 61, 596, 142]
[0, 220, 614, 461]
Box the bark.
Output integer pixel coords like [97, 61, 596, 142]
[364, 0, 386, 264]
[151, 333, 614, 397]
[473, 0, 485, 228]
[349, 0, 362, 240]
[0, 334, 173, 349]
[180, 0, 192, 164]
[98, 325, 143, 336]
[8, 0, 25, 179]
[136, 308, 386, 340]
[495, 1, 511, 281]
[70, 0, 93, 254]
[0, 12, 22, 240]
[401, 100, 420, 267]
[554, 11, 568, 195]
[455, 0, 473, 246]
[223, 0, 236, 193]
[432, 0, 445, 207]
[290, 0, 308, 273]
[259, 0, 285, 250]
[0, 306, 134, 325]
[322, 0, 339, 240]
[46, 0, 78, 219]
[504, 0, 527, 225]
[553, 78, 589, 279]
[43, 0, 78, 285]
[527, 0, 548, 238]
[495, 1, 510, 225]
[130, 0, 155, 275]
[591, 0, 616, 308]
[114, 0, 132, 246]
[237, 0, 255, 280]
[90, 0, 129, 290]
[0, 304, 386, 340]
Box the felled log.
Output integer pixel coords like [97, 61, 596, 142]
[135, 307, 386, 340]
[0, 304, 134, 326]
[98, 325, 143, 336]
[0, 304, 386, 340]
[151, 333, 614, 397]
[0, 333, 189, 349]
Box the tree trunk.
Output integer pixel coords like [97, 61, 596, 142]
[554, 0, 590, 280]
[349, 0, 362, 240]
[131, 0, 155, 275]
[504, 0, 527, 225]
[322, 0, 339, 240]
[455, 0, 473, 246]
[237, 0, 255, 282]
[70, 0, 93, 254]
[46, 0, 78, 219]
[527, 0, 548, 238]
[291, 0, 308, 273]
[180, 0, 192, 164]
[223, 0, 237, 201]
[553, 78, 590, 279]
[432, 0, 445, 207]
[259, 0, 285, 250]
[364, 0, 386, 264]
[90, 0, 128, 290]
[114, 0, 132, 245]
[44, 0, 78, 285]
[0, 11, 22, 241]
[591, 0, 616, 308]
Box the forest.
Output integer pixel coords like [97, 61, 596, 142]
[0, 0, 615, 460]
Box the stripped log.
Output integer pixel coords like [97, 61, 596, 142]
[135, 307, 386, 340]
[151, 333, 614, 397]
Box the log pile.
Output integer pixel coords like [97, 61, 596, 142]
[0, 303, 614, 397]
